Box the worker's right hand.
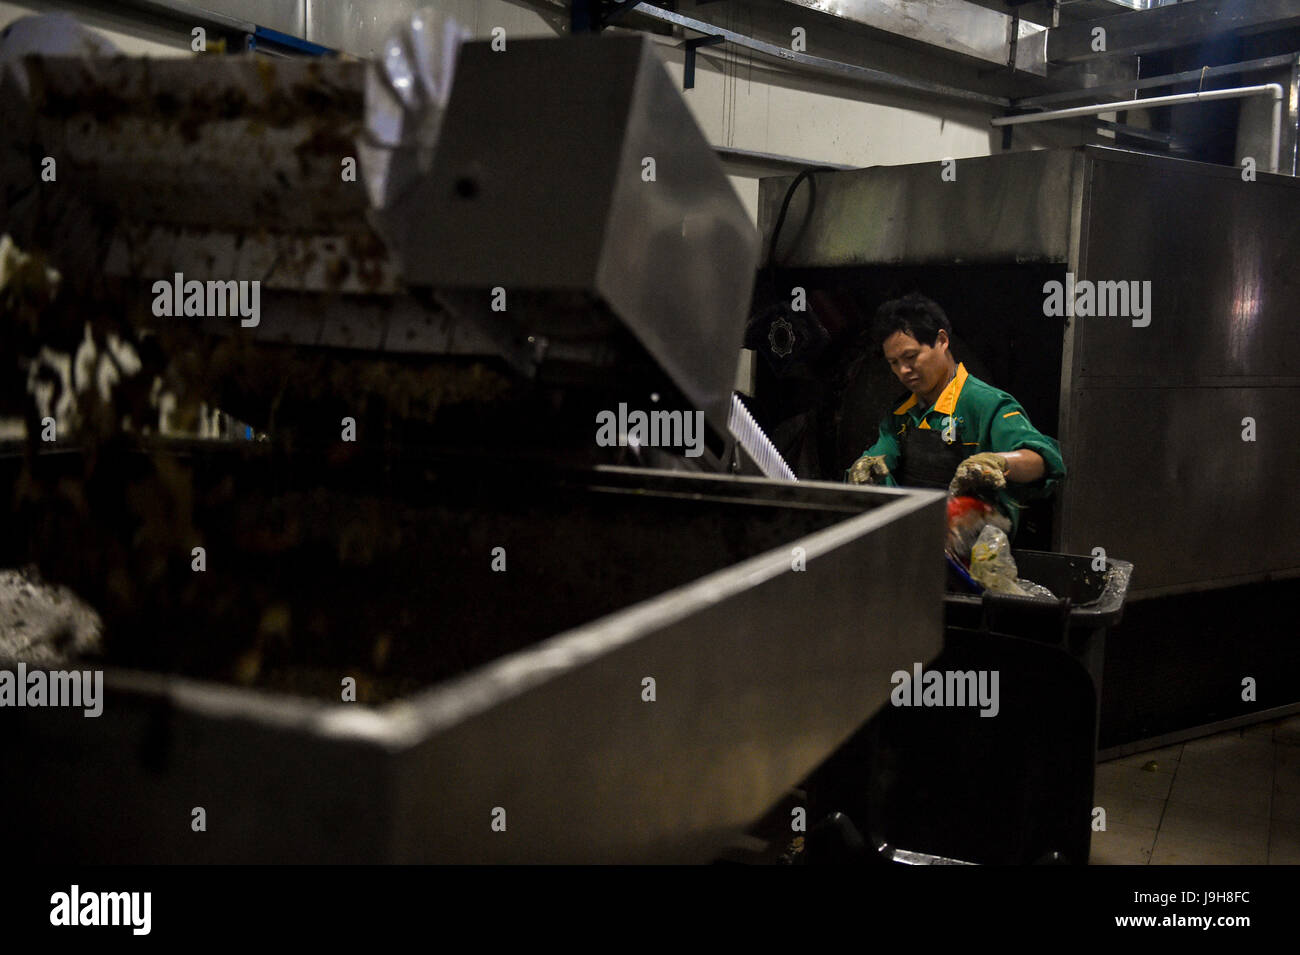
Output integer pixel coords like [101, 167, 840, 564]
[848, 454, 890, 485]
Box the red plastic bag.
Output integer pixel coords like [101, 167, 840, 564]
[945, 494, 1011, 564]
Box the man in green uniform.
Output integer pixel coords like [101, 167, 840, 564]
[847, 293, 1065, 537]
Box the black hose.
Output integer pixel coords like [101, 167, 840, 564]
[766, 165, 837, 289]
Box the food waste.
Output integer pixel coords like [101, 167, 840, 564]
[945, 494, 1055, 599]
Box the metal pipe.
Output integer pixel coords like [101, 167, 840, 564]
[992, 84, 1286, 173]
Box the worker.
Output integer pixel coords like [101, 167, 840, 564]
[846, 293, 1065, 538]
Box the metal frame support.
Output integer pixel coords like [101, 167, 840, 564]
[683, 34, 724, 90]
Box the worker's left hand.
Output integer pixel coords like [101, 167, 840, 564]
[949, 452, 1008, 496]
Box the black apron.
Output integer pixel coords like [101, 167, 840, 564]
[893, 416, 967, 490]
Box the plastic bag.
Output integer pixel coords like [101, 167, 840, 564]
[968, 524, 1057, 599]
[945, 494, 1011, 563]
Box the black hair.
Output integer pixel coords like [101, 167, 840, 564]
[870, 293, 951, 353]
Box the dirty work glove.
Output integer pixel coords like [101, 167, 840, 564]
[949, 452, 1008, 496]
[848, 454, 890, 485]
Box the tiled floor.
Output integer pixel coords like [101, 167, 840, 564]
[1090, 713, 1300, 864]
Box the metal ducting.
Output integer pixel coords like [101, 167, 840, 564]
[776, 0, 1049, 75]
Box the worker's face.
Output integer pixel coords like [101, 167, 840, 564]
[882, 329, 951, 397]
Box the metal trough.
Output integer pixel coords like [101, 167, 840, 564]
[1, 450, 944, 863]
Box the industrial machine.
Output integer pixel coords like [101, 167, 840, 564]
[0, 28, 947, 862]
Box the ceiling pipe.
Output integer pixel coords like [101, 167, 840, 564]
[992, 84, 1285, 173]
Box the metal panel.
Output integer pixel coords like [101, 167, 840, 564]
[756, 150, 1078, 268]
[195, 0, 304, 35]
[1060, 387, 1300, 596]
[305, 0, 424, 57]
[1061, 149, 1300, 595]
[1047, 0, 1300, 64]
[1074, 154, 1300, 382]
[391, 477, 945, 863]
[599, 36, 761, 436]
[2, 465, 946, 862]
[1236, 57, 1300, 179]
[631, 3, 1009, 108]
[1019, 53, 1300, 109]
[304, 0, 561, 58]
[386, 35, 759, 434]
[776, 0, 1048, 75]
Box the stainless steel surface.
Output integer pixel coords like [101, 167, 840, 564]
[1092, 119, 1183, 148]
[1063, 149, 1300, 595]
[729, 393, 797, 480]
[1236, 57, 1300, 179]
[1042, 51, 1142, 98]
[1047, 0, 1300, 64]
[1017, 52, 1300, 108]
[992, 84, 1285, 173]
[307, 0, 421, 57]
[776, 0, 1048, 75]
[756, 151, 1080, 268]
[114, 0, 258, 33]
[756, 145, 1300, 597]
[304, 0, 561, 57]
[628, 3, 1010, 108]
[1, 467, 946, 862]
[190, 0, 304, 34]
[1097, 702, 1300, 762]
[714, 145, 856, 174]
[1100, 0, 1184, 9]
[384, 34, 759, 433]
[891, 848, 976, 865]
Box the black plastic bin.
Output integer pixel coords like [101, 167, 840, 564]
[805, 549, 1133, 865]
[945, 549, 1134, 711]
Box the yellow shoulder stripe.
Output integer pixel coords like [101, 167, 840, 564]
[1002, 411, 1022, 419]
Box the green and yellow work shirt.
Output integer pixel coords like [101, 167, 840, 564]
[858, 363, 1066, 537]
